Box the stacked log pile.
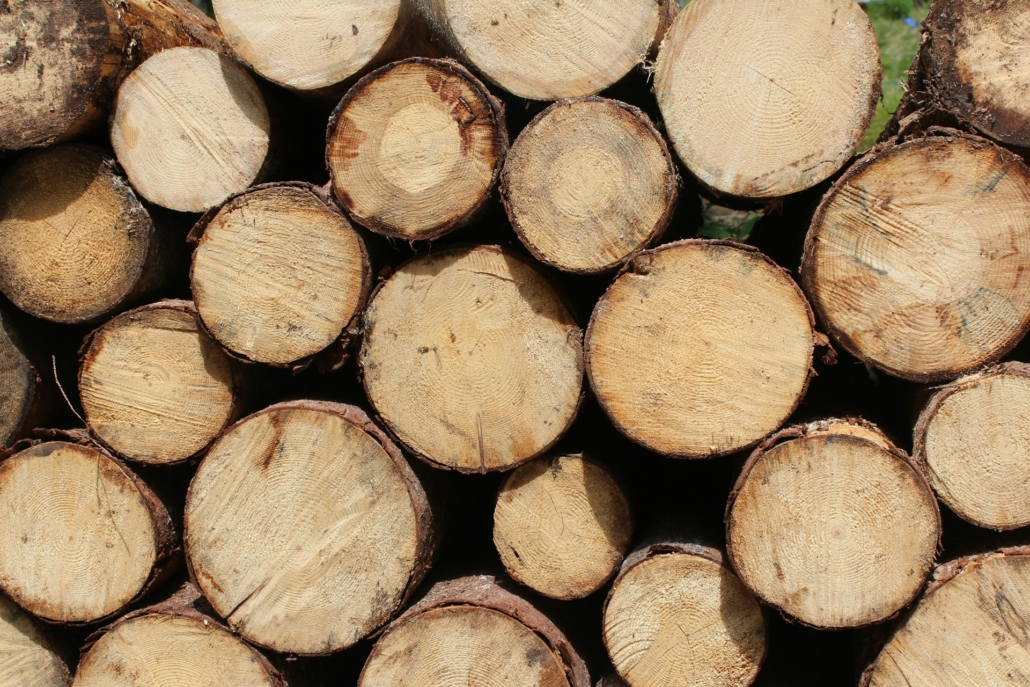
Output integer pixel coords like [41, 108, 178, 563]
[1, 0, 1029, 685]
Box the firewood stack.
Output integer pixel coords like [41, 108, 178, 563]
[1, 0, 1029, 685]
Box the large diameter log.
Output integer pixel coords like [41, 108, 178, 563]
[862, 547, 1030, 686]
[327, 58, 506, 241]
[585, 240, 815, 458]
[655, 0, 880, 199]
[494, 454, 632, 600]
[602, 544, 766, 687]
[74, 584, 284, 687]
[79, 301, 240, 465]
[802, 132, 1030, 382]
[0, 0, 224, 151]
[359, 245, 584, 473]
[0, 146, 166, 324]
[110, 46, 271, 213]
[185, 401, 436, 655]
[0, 441, 178, 624]
[501, 98, 677, 274]
[0, 308, 41, 448]
[0, 594, 69, 686]
[914, 362, 1030, 530]
[190, 183, 371, 367]
[414, 0, 674, 100]
[726, 419, 941, 629]
[358, 576, 590, 687]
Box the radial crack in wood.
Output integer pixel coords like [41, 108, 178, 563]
[0, 595, 69, 687]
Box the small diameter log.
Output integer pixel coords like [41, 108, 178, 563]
[110, 47, 271, 213]
[185, 401, 436, 655]
[862, 547, 1030, 686]
[726, 419, 941, 629]
[501, 98, 677, 274]
[327, 58, 506, 241]
[585, 240, 815, 458]
[602, 544, 766, 687]
[74, 584, 284, 687]
[79, 301, 240, 466]
[0, 594, 69, 686]
[358, 576, 590, 687]
[0, 441, 178, 624]
[494, 454, 632, 600]
[654, 0, 880, 199]
[0, 0, 224, 151]
[0, 145, 164, 324]
[0, 308, 40, 448]
[415, 0, 673, 100]
[359, 245, 584, 473]
[914, 362, 1030, 530]
[802, 132, 1030, 382]
[190, 183, 371, 367]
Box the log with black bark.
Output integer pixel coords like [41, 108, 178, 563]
[0, 439, 178, 624]
[726, 419, 940, 629]
[327, 58, 506, 241]
[802, 131, 1030, 382]
[0, 0, 225, 151]
[359, 244, 584, 473]
[0, 594, 69, 686]
[78, 300, 242, 466]
[184, 401, 437, 656]
[189, 183, 371, 368]
[358, 576, 590, 687]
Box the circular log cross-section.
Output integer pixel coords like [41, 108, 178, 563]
[213, 0, 400, 92]
[191, 184, 371, 366]
[914, 362, 1030, 530]
[0, 442, 176, 624]
[802, 134, 1030, 382]
[863, 548, 1030, 686]
[111, 47, 271, 213]
[0, 308, 37, 448]
[585, 240, 815, 458]
[360, 245, 584, 473]
[359, 577, 589, 687]
[79, 301, 239, 466]
[328, 58, 506, 240]
[418, 0, 668, 100]
[502, 98, 677, 274]
[602, 545, 767, 687]
[655, 0, 880, 198]
[0, 594, 69, 686]
[494, 455, 632, 600]
[0, 146, 157, 324]
[185, 402, 435, 655]
[726, 420, 941, 629]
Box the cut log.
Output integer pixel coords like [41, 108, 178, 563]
[0, 145, 165, 324]
[358, 576, 590, 687]
[359, 244, 584, 473]
[913, 362, 1030, 531]
[726, 419, 940, 629]
[602, 543, 766, 687]
[327, 58, 506, 241]
[501, 98, 677, 274]
[0, 308, 41, 448]
[79, 301, 240, 466]
[0, 441, 178, 624]
[212, 0, 401, 93]
[862, 547, 1030, 686]
[74, 584, 284, 687]
[110, 46, 271, 213]
[0, 0, 225, 150]
[415, 0, 674, 100]
[802, 132, 1030, 382]
[654, 0, 880, 199]
[585, 240, 815, 458]
[0, 594, 69, 686]
[184, 401, 436, 655]
[190, 183, 371, 367]
[494, 454, 632, 600]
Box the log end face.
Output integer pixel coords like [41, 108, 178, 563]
[0, 594, 69, 686]
[0, 307, 35, 447]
